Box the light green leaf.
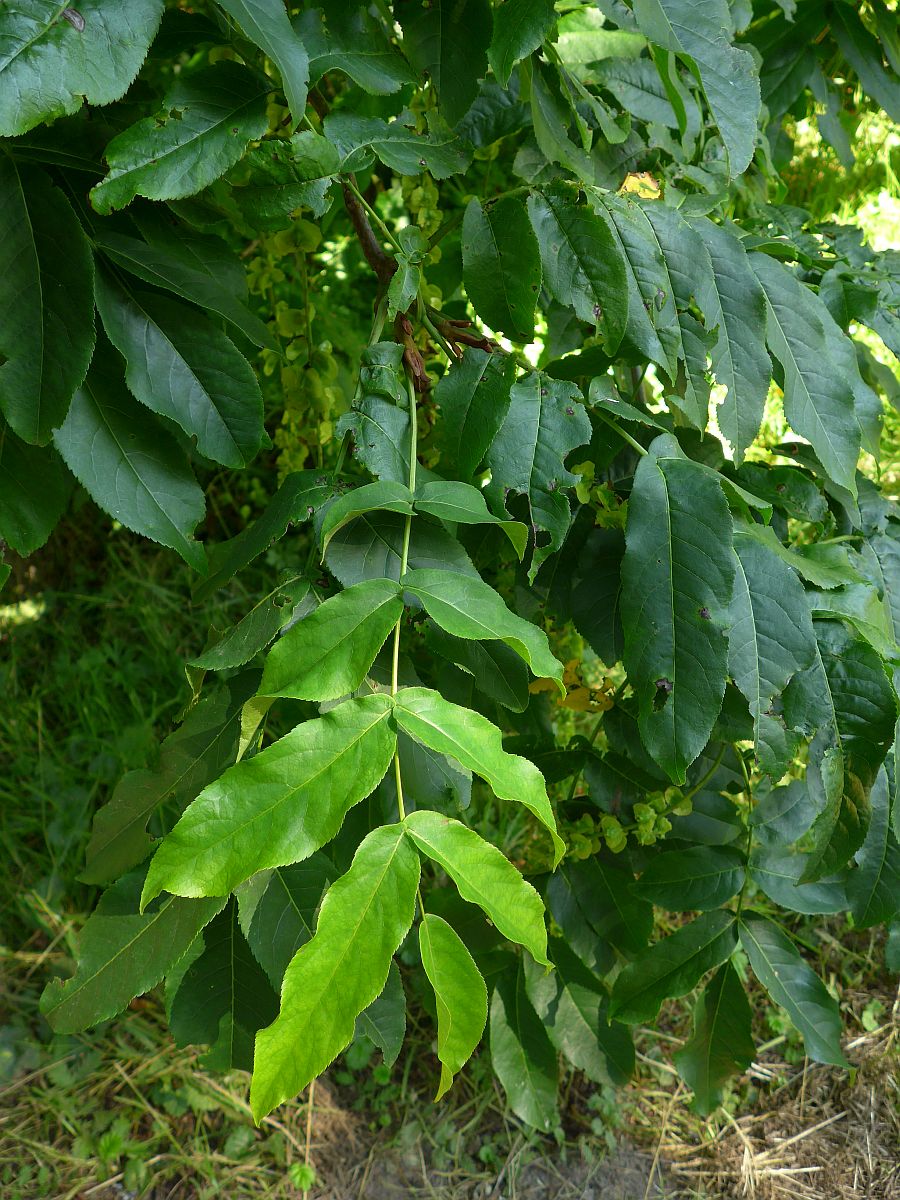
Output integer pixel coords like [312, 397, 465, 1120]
[40, 872, 225, 1034]
[90, 62, 270, 215]
[621, 437, 735, 783]
[740, 913, 847, 1066]
[214, 0, 308, 126]
[752, 254, 860, 496]
[0, 429, 71, 555]
[484, 371, 592, 577]
[673, 962, 754, 1115]
[258, 579, 403, 702]
[462, 196, 541, 343]
[95, 270, 265, 468]
[488, 0, 556, 86]
[0, 159, 95, 445]
[141, 694, 396, 906]
[434, 347, 516, 480]
[251, 824, 420, 1119]
[490, 963, 559, 1132]
[526, 182, 628, 355]
[53, 337, 206, 572]
[357, 960, 407, 1068]
[415, 481, 527, 559]
[400, 572, 563, 691]
[320, 482, 414, 557]
[0, 0, 164, 137]
[396, 0, 493, 125]
[168, 899, 278, 1070]
[299, 7, 417, 95]
[632, 0, 761, 175]
[404, 810, 550, 965]
[419, 913, 487, 1099]
[610, 910, 737, 1024]
[632, 846, 745, 911]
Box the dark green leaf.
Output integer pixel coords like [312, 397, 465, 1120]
[831, 2, 900, 123]
[847, 768, 900, 928]
[426, 625, 530, 713]
[357, 960, 407, 1068]
[748, 846, 848, 915]
[434, 347, 515, 479]
[632, 846, 745, 911]
[229, 134, 337, 227]
[189, 577, 310, 671]
[462, 197, 541, 342]
[673, 962, 754, 1115]
[396, 0, 493, 125]
[419, 913, 487, 1098]
[488, 0, 556, 86]
[299, 7, 416, 95]
[251, 824, 420, 1119]
[215, 0, 309, 126]
[239, 854, 336, 989]
[325, 511, 478, 587]
[739, 913, 847, 1066]
[0, 159, 95, 445]
[490, 963, 559, 1132]
[323, 112, 473, 178]
[415, 481, 527, 559]
[0, 429, 71, 555]
[320, 482, 414, 556]
[545, 856, 653, 963]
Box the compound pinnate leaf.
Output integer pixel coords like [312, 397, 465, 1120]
[53, 337, 206, 573]
[0, 0, 164, 137]
[484, 371, 592, 577]
[239, 855, 336, 989]
[41, 871, 225, 1034]
[396, 0, 493, 125]
[434, 347, 516, 480]
[632, 0, 760, 176]
[0, 159, 95, 445]
[404, 810, 550, 966]
[91, 62, 270, 215]
[490, 963, 559, 1132]
[414, 481, 527, 560]
[142, 694, 396, 906]
[739, 913, 847, 1066]
[258, 578, 403, 702]
[251, 824, 420, 1119]
[419, 913, 487, 1099]
[621, 437, 735, 783]
[95, 270, 265, 469]
[631, 846, 745, 912]
[610, 910, 738, 1025]
[673, 962, 755, 1115]
[462, 197, 541, 343]
[488, 0, 556, 86]
[214, 0, 309, 127]
[752, 254, 860, 496]
[527, 183, 628, 355]
[0, 431, 71, 556]
[402, 570, 563, 689]
[395, 687, 564, 863]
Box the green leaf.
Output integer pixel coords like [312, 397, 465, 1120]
[325, 511, 478, 588]
[592, 58, 678, 126]
[673, 962, 754, 1115]
[90, 62, 270, 215]
[748, 846, 848, 915]
[0, 0, 164, 137]
[214, 0, 309, 127]
[545, 856, 652, 966]
[141, 694, 396, 906]
[41, 872, 225, 1034]
[320, 482, 414, 557]
[0, 159, 95, 445]
[357, 960, 407, 1068]
[434, 347, 516, 479]
[632, 846, 745, 911]
[415, 481, 527, 559]
[426, 625, 530, 713]
[419, 913, 488, 1099]
[337, 400, 410, 485]
[189, 577, 311, 671]
[621, 437, 735, 783]
[299, 7, 417, 95]
[484, 371, 592, 577]
[168, 899, 278, 1070]
[462, 197, 541, 343]
[831, 2, 900, 124]
[488, 0, 556, 87]
[847, 768, 900, 928]
[693, 222, 776, 459]
[632, 0, 760, 175]
[490, 963, 559, 1132]
[403, 810, 550, 964]
[239, 854, 336, 989]
[526, 938, 634, 1088]
[251, 824, 420, 1119]
[95, 270, 265, 468]
[610, 910, 737, 1024]
[53, 337, 206, 573]
[229, 134, 338, 227]
[323, 112, 473, 179]
[195, 471, 336, 602]
[526, 183, 628, 355]
[257, 578, 403, 702]
[396, 0, 493, 125]
[399, 572, 563, 691]
[739, 913, 847, 1066]
[728, 526, 817, 776]
[0, 429, 71, 555]
[82, 683, 247, 885]
[752, 254, 860, 497]
[93, 219, 276, 350]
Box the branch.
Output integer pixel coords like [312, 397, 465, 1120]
[340, 182, 397, 286]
